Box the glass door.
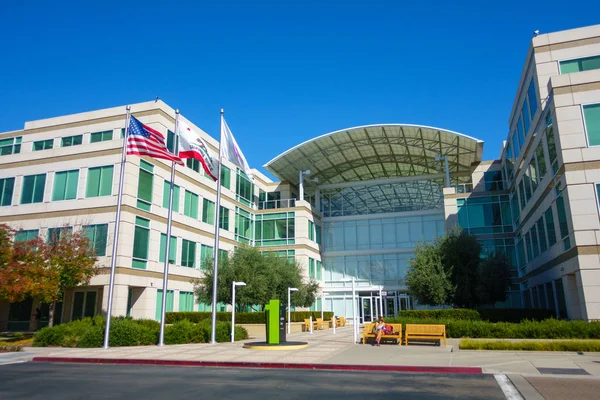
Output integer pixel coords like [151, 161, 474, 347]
[385, 296, 397, 317]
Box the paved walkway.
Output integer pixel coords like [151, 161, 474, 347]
[4, 326, 600, 378]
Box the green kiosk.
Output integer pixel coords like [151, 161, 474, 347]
[243, 299, 308, 350]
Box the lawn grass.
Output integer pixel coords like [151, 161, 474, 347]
[459, 339, 600, 352]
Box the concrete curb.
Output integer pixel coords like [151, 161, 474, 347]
[32, 357, 482, 374]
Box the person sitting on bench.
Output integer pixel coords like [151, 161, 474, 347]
[374, 317, 391, 346]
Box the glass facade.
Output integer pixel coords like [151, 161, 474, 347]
[255, 212, 295, 246]
[457, 195, 512, 235]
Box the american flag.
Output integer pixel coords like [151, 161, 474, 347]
[126, 116, 183, 165]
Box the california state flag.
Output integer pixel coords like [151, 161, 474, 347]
[177, 120, 219, 181]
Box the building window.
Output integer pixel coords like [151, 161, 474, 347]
[166, 130, 176, 153]
[536, 142, 547, 181]
[162, 181, 180, 213]
[316, 260, 322, 280]
[82, 224, 108, 257]
[14, 229, 38, 242]
[179, 291, 194, 312]
[159, 234, 177, 264]
[0, 177, 15, 206]
[583, 104, 600, 146]
[183, 190, 199, 219]
[47, 227, 73, 247]
[90, 130, 113, 143]
[308, 220, 315, 241]
[155, 290, 174, 321]
[315, 224, 322, 245]
[546, 113, 558, 174]
[536, 217, 548, 254]
[181, 239, 196, 268]
[219, 207, 230, 230]
[186, 158, 201, 173]
[61, 135, 83, 147]
[137, 160, 153, 211]
[52, 170, 79, 201]
[200, 244, 213, 270]
[560, 55, 600, 74]
[86, 165, 113, 197]
[132, 217, 150, 269]
[308, 258, 315, 279]
[20, 174, 46, 204]
[483, 170, 503, 191]
[236, 169, 253, 207]
[556, 192, 570, 250]
[33, 139, 54, 151]
[517, 117, 525, 148]
[235, 207, 253, 244]
[202, 199, 215, 225]
[544, 207, 557, 248]
[254, 212, 295, 246]
[456, 195, 512, 235]
[221, 165, 231, 190]
[0, 136, 21, 156]
[527, 78, 538, 119]
[72, 290, 97, 320]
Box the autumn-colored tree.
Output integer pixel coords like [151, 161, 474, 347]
[0, 225, 99, 327]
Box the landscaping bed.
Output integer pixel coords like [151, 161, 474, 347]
[459, 339, 600, 352]
[33, 316, 248, 348]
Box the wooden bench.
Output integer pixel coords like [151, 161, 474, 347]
[362, 323, 402, 345]
[404, 324, 446, 347]
[303, 318, 317, 332]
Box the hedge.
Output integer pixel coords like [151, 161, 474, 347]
[395, 308, 555, 323]
[383, 318, 600, 339]
[460, 339, 600, 352]
[33, 316, 249, 347]
[165, 311, 334, 324]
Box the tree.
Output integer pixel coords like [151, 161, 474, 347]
[0, 225, 99, 327]
[405, 241, 454, 306]
[193, 246, 319, 311]
[405, 227, 511, 308]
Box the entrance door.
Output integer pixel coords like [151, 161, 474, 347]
[398, 294, 412, 311]
[385, 296, 397, 318]
[72, 291, 97, 321]
[360, 296, 373, 324]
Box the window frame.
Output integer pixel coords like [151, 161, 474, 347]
[582, 103, 600, 147]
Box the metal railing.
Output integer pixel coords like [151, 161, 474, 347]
[258, 198, 297, 210]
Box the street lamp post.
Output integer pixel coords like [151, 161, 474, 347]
[287, 287, 299, 334]
[231, 281, 246, 343]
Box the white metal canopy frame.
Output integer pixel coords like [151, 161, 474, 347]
[264, 124, 484, 188]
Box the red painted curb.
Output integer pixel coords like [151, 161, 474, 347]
[31, 357, 482, 375]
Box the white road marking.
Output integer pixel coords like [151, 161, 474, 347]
[0, 360, 27, 366]
[495, 374, 524, 400]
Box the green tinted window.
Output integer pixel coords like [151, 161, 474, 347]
[52, 170, 79, 201]
[219, 207, 229, 230]
[0, 177, 15, 206]
[47, 226, 72, 247]
[560, 55, 600, 74]
[308, 220, 315, 241]
[202, 199, 215, 225]
[162, 181, 180, 212]
[545, 207, 557, 247]
[181, 239, 196, 268]
[20, 174, 46, 204]
[186, 158, 201, 173]
[137, 169, 153, 211]
[90, 130, 113, 143]
[0, 137, 21, 156]
[159, 234, 177, 264]
[132, 217, 150, 269]
[14, 229, 38, 242]
[33, 139, 53, 151]
[82, 224, 108, 256]
[527, 79, 538, 119]
[184, 190, 199, 218]
[86, 166, 113, 197]
[61, 135, 83, 147]
[179, 291, 194, 312]
[200, 244, 213, 270]
[221, 165, 230, 189]
[584, 104, 600, 146]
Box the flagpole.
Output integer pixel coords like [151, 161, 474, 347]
[103, 105, 131, 349]
[210, 109, 224, 344]
[158, 110, 180, 346]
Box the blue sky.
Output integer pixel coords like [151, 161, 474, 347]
[1, 1, 598, 178]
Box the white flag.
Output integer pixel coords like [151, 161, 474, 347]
[177, 120, 219, 181]
[221, 116, 253, 181]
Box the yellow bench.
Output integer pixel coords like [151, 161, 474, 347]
[362, 323, 402, 345]
[404, 324, 446, 347]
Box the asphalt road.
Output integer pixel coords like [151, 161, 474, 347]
[0, 362, 507, 399]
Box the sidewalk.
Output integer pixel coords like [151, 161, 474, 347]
[9, 326, 600, 377]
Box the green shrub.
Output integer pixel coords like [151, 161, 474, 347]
[477, 308, 555, 323]
[397, 309, 480, 321]
[166, 311, 334, 324]
[77, 325, 104, 348]
[164, 320, 247, 344]
[460, 339, 600, 351]
[384, 317, 600, 339]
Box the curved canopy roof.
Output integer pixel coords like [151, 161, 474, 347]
[264, 124, 484, 187]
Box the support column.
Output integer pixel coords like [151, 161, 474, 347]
[102, 285, 129, 318]
[298, 170, 304, 201]
[315, 187, 320, 211]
